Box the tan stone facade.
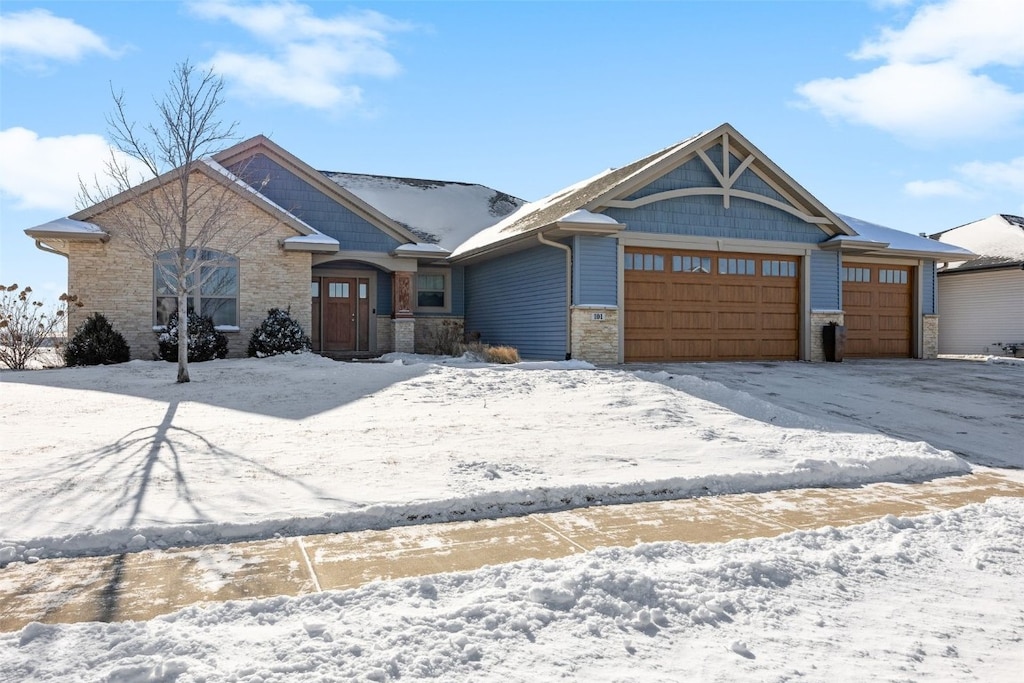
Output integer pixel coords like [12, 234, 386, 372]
[67, 180, 312, 360]
[571, 306, 619, 365]
[414, 317, 464, 354]
[810, 310, 845, 363]
[375, 315, 394, 353]
[922, 314, 939, 359]
[392, 318, 415, 353]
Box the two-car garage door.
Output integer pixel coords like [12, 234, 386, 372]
[624, 248, 800, 362]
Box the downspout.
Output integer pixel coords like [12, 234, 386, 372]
[34, 240, 68, 258]
[537, 232, 573, 360]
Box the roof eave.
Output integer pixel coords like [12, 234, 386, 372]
[281, 239, 340, 254]
[24, 228, 109, 243]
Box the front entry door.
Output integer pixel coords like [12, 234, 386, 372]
[324, 277, 357, 352]
[319, 276, 372, 353]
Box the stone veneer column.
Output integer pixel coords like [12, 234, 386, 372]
[570, 306, 619, 365]
[391, 271, 415, 353]
[810, 311, 845, 362]
[922, 315, 939, 359]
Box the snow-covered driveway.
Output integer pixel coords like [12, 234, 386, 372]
[0, 354, 989, 563]
[639, 357, 1024, 469]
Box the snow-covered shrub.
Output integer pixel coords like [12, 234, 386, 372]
[247, 307, 311, 358]
[64, 313, 130, 366]
[157, 310, 228, 362]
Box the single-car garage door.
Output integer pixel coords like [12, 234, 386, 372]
[842, 262, 912, 357]
[624, 248, 800, 362]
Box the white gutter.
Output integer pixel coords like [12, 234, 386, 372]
[537, 232, 573, 360]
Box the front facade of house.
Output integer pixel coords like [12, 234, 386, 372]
[26, 123, 973, 363]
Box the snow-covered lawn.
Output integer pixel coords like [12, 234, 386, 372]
[0, 354, 972, 563]
[2, 354, 1022, 681]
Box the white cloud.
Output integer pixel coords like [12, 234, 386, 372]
[904, 179, 971, 198]
[798, 62, 1024, 140]
[905, 156, 1024, 199]
[796, 0, 1024, 140]
[0, 128, 135, 212]
[188, 0, 410, 110]
[855, 0, 1024, 68]
[957, 157, 1024, 193]
[0, 9, 116, 64]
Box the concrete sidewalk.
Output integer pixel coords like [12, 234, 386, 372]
[2, 470, 1022, 633]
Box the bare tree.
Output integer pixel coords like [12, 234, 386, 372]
[0, 285, 82, 370]
[79, 61, 275, 383]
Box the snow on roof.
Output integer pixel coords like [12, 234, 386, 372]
[320, 172, 524, 251]
[558, 209, 620, 224]
[282, 232, 339, 246]
[835, 214, 975, 258]
[451, 130, 713, 259]
[932, 214, 1024, 269]
[24, 217, 106, 235]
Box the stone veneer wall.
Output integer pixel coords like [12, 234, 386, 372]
[67, 175, 312, 360]
[414, 317, 464, 354]
[376, 315, 393, 353]
[571, 306, 619, 365]
[392, 318, 415, 354]
[923, 314, 939, 359]
[810, 310, 845, 363]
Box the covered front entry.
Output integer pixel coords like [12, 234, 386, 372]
[624, 248, 800, 362]
[842, 262, 913, 357]
[311, 275, 371, 354]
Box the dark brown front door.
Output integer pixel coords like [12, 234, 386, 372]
[315, 276, 372, 353]
[324, 277, 357, 352]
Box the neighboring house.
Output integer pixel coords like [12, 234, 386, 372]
[25, 123, 973, 363]
[931, 214, 1024, 356]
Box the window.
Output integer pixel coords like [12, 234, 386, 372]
[762, 260, 797, 277]
[328, 282, 350, 298]
[155, 249, 238, 327]
[718, 258, 755, 275]
[311, 281, 320, 298]
[417, 273, 446, 308]
[879, 269, 908, 285]
[624, 252, 665, 271]
[672, 255, 711, 273]
[842, 267, 871, 283]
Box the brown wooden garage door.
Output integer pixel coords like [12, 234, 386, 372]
[624, 248, 800, 362]
[842, 262, 912, 357]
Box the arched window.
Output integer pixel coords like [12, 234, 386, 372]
[154, 249, 239, 327]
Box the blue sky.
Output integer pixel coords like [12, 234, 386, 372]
[2, 0, 1022, 302]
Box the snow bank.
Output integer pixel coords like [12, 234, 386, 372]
[0, 356, 969, 564]
[4, 500, 1021, 681]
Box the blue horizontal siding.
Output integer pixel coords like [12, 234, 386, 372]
[464, 245, 567, 360]
[451, 265, 466, 316]
[573, 235, 617, 306]
[923, 260, 936, 315]
[811, 250, 840, 310]
[231, 154, 402, 253]
[377, 274, 393, 316]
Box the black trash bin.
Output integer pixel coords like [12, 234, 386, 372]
[823, 323, 846, 362]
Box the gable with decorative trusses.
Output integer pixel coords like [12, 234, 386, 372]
[592, 125, 851, 244]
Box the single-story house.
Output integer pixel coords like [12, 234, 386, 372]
[26, 122, 974, 363]
[931, 214, 1024, 356]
